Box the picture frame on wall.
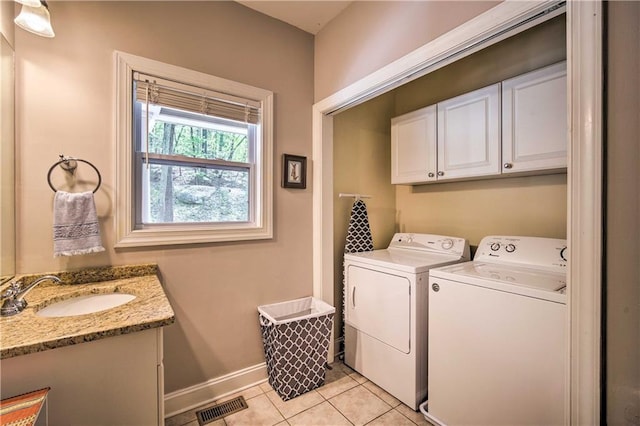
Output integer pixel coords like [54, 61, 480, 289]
[282, 154, 306, 189]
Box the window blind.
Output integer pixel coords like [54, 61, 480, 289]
[133, 72, 261, 124]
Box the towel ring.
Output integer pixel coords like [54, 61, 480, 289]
[47, 156, 102, 193]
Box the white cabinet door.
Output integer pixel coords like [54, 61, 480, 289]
[391, 105, 437, 184]
[502, 61, 567, 173]
[437, 83, 501, 180]
[1, 329, 163, 425]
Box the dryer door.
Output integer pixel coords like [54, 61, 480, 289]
[345, 264, 411, 353]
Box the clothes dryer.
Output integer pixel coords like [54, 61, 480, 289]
[423, 235, 567, 426]
[344, 233, 469, 410]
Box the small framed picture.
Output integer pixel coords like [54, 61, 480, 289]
[282, 154, 307, 189]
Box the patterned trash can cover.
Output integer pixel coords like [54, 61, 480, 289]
[258, 297, 335, 401]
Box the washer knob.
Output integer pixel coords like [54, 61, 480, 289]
[505, 244, 516, 253]
[560, 247, 568, 261]
[432, 283, 440, 292]
[441, 239, 454, 250]
[490, 242, 501, 251]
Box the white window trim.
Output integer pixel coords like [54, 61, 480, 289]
[114, 51, 273, 247]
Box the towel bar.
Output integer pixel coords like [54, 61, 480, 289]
[47, 154, 101, 193]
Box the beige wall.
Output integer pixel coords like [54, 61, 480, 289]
[14, 1, 313, 394]
[1, 0, 15, 284]
[0, 1, 14, 47]
[396, 175, 566, 247]
[333, 15, 567, 247]
[333, 91, 398, 250]
[314, 0, 500, 101]
[606, 1, 640, 423]
[333, 91, 397, 333]
[393, 15, 566, 116]
[1, 31, 15, 284]
[395, 15, 567, 248]
[331, 15, 567, 341]
[320, 0, 501, 352]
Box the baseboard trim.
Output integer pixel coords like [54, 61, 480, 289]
[164, 362, 268, 418]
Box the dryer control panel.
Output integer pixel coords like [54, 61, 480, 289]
[475, 236, 567, 272]
[389, 233, 469, 260]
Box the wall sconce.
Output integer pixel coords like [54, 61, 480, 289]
[14, 0, 55, 38]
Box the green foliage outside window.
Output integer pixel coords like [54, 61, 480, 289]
[144, 120, 251, 224]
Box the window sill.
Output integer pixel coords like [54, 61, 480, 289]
[114, 224, 273, 248]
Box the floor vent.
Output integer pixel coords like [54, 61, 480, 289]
[196, 396, 248, 425]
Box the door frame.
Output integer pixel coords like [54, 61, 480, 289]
[311, 0, 602, 424]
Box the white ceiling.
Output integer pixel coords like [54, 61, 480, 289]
[236, 1, 352, 35]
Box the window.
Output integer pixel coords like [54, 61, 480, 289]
[115, 52, 273, 247]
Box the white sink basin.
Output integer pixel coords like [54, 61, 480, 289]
[36, 293, 136, 318]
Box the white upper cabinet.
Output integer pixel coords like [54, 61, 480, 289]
[437, 83, 501, 180]
[502, 61, 567, 173]
[391, 105, 437, 184]
[390, 62, 567, 185]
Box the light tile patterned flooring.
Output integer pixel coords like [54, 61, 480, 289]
[165, 361, 434, 426]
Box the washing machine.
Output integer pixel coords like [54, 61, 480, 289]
[344, 233, 470, 410]
[423, 235, 567, 426]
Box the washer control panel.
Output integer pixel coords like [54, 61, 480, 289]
[389, 233, 469, 259]
[475, 236, 567, 271]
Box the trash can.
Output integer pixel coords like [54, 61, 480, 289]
[258, 297, 335, 401]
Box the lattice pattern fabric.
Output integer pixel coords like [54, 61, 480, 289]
[259, 313, 334, 401]
[341, 199, 374, 356]
[344, 200, 374, 254]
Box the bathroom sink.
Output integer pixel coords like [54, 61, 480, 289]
[36, 293, 136, 318]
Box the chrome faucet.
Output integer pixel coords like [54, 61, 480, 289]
[0, 275, 62, 317]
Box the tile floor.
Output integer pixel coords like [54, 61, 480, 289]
[165, 361, 434, 426]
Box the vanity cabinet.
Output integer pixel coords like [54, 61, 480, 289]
[1, 328, 164, 425]
[391, 105, 437, 184]
[501, 61, 567, 173]
[436, 83, 501, 180]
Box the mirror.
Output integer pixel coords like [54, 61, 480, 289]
[1, 34, 15, 285]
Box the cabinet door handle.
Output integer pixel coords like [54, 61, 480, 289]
[437, 171, 444, 176]
[503, 163, 513, 169]
[352, 287, 356, 307]
[428, 172, 435, 178]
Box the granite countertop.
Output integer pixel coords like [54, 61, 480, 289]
[0, 264, 175, 359]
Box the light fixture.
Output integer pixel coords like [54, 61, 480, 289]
[15, 0, 42, 7]
[14, 0, 55, 38]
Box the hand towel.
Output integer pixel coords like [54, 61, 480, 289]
[341, 199, 374, 356]
[53, 191, 105, 257]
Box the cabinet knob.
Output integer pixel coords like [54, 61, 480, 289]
[428, 172, 435, 178]
[437, 171, 444, 176]
[503, 163, 513, 169]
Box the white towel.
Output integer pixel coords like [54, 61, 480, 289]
[53, 191, 105, 257]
